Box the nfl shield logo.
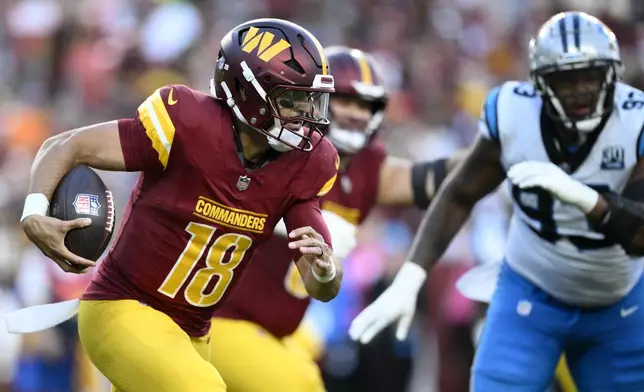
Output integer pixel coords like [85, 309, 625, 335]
[73, 193, 102, 216]
[236, 175, 251, 191]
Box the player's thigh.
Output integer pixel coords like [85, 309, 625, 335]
[474, 322, 577, 392]
[567, 279, 644, 392]
[78, 300, 225, 392]
[472, 264, 566, 392]
[566, 318, 644, 392]
[210, 318, 324, 392]
[283, 322, 325, 362]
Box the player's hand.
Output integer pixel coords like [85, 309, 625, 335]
[288, 226, 334, 279]
[349, 262, 427, 344]
[22, 215, 96, 273]
[507, 161, 599, 213]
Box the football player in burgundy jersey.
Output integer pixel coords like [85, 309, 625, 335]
[209, 46, 464, 392]
[20, 19, 342, 392]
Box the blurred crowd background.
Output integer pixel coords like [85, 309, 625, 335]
[0, 0, 643, 391]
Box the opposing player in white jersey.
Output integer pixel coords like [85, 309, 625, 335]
[349, 11, 644, 391]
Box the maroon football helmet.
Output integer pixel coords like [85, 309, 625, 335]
[210, 18, 335, 152]
[324, 46, 388, 154]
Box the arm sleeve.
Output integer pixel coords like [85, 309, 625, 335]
[284, 198, 333, 259]
[479, 86, 502, 143]
[315, 154, 340, 197]
[117, 117, 164, 172]
[118, 85, 179, 171]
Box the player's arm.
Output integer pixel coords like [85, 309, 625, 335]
[21, 86, 176, 272]
[508, 149, 644, 256]
[585, 158, 644, 256]
[27, 121, 135, 200]
[25, 86, 177, 202]
[285, 198, 343, 302]
[349, 135, 505, 343]
[375, 149, 468, 207]
[405, 136, 505, 270]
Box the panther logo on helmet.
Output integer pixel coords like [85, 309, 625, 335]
[210, 18, 335, 152]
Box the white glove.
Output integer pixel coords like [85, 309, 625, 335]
[349, 262, 427, 344]
[320, 210, 357, 260]
[507, 161, 599, 213]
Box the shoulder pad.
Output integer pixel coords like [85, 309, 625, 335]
[357, 136, 387, 170]
[164, 84, 217, 129]
[479, 81, 540, 143]
[308, 137, 340, 198]
[613, 83, 644, 159]
[136, 84, 225, 168]
[366, 136, 386, 155]
[136, 85, 184, 169]
[614, 82, 644, 113]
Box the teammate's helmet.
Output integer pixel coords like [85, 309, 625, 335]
[529, 12, 622, 133]
[325, 46, 388, 154]
[211, 18, 335, 152]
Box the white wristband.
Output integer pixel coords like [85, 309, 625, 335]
[573, 182, 600, 214]
[312, 260, 336, 283]
[21, 193, 50, 222]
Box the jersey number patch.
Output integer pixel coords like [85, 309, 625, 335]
[622, 91, 644, 110]
[512, 184, 614, 250]
[158, 222, 253, 307]
[512, 84, 537, 98]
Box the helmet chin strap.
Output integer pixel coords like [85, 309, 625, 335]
[267, 118, 304, 152]
[214, 62, 306, 152]
[327, 110, 384, 153]
[546, 84, 607, 133]
[539, 66, 614, 134]
[573, 117, 603, 132]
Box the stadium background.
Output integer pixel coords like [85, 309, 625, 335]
[0, 0, 642, 391]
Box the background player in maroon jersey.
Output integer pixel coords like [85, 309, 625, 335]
[209, 46, 464, 392]
[19, 18, 343, 392]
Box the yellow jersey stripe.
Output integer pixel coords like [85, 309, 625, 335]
[317, 174, 337, 197]
[322, 200, 360, 225]
[137, 88, 176, 168]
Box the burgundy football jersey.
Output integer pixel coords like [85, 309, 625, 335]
[214, 139, 387, 338]
[82, 85, 339, 337]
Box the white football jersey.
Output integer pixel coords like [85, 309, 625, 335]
[480, 81, 644, 306]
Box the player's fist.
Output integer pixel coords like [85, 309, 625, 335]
[288, 226, 335, 282]
[507, 161, 599, 213]
[22, 215, 95, 273]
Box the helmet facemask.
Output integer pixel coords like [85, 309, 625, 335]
[211, 54, 334, 153]
[533, 60, 618, 133]
[264, 84, 331, 152]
